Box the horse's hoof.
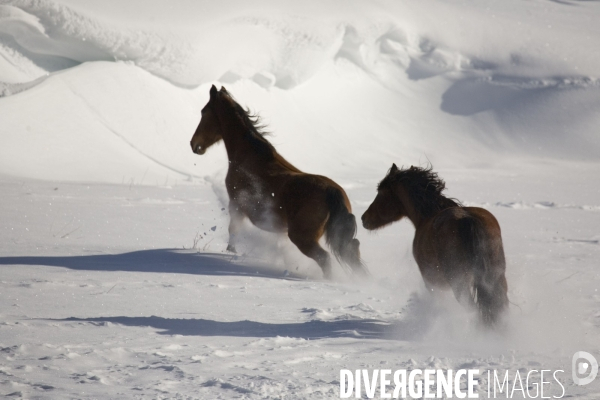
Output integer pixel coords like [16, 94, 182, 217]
[226, 244, 237, 253]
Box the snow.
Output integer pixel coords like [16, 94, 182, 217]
[1, 0, 600, 398]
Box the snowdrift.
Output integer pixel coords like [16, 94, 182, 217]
[1, 0, 599, 183]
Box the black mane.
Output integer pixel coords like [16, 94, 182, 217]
[378, 165, 461, 217]
[225, 93, 277, 159]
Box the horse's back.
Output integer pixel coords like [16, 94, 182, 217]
[415, 206, 505, 285]
[282, 173, 351, 213]
[432, 207, 503, 260]
[433, 206, 500, 239]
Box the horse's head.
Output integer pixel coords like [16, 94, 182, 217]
[361, 163, 407, 230]
[190, 85, 228, 155]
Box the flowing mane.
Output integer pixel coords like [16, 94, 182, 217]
[224, 93, 278, 159]
[221, 92, 301, 172]
[378, 165, 461, 217]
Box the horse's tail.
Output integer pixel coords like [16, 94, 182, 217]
[324, 187, 369, 276]
[459, 216, 508, 327]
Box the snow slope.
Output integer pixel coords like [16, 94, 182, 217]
[1, 0, 600, 182]
[1, 0, 600, 398]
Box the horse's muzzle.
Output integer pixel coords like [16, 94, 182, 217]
[360, 214, 368, 229]
[361, 213, 374, 230]
[191, 142, 206, 155]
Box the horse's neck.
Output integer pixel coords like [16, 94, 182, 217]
[219, 119, 255, 163]
[216, 108, 301, 173]
[394, 186, 426, 229]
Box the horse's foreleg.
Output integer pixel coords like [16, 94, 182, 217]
[227, 202, 245, 253]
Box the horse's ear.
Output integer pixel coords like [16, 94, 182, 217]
[390, 163, 398, 173]
[220, 86, 228, 94]
[210, 85, 218, 98]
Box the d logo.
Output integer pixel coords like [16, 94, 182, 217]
[572, 351, 598, 386]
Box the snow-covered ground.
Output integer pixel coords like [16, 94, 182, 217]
[1, 0, 600, 398]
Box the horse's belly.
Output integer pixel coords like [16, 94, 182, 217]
[226, 176, 287, 233]
[243, 203, 287, 233]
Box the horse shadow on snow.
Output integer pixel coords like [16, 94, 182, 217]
[50, 310, 434, 341]
[1, 249, 439, 341]
[49, 295, 442, 342]
[0, 248, 310, 280]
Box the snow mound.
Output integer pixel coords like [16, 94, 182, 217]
[0, 61, 217, 183]
[0, 0, 192, 87]
[0, 0, 599, 183]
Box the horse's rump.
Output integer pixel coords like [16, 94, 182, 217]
[282, 175, 365, 272]
[454, 208, 508, 324]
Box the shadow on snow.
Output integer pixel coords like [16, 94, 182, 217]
[3, 249, 434, 340]
[49, 315, 423, 341]
[0, 248, 306, 280]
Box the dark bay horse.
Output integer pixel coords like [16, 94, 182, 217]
[190, 85, 367, 279]
[361, 164, 508, 326]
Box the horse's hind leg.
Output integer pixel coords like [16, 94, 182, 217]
[448, 268, 508, 327]
[452, 216, 509, 327]
[475, 272, 508, 327]
[288, 229, 333, 279]
[447, 272, 478, 311]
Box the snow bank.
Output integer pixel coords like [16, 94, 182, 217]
[0, 61, 212, 183]
[0, 0, 599, 183]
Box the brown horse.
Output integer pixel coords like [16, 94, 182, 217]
[361, 164, 508, 326]
[190, 85, 367, 279]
